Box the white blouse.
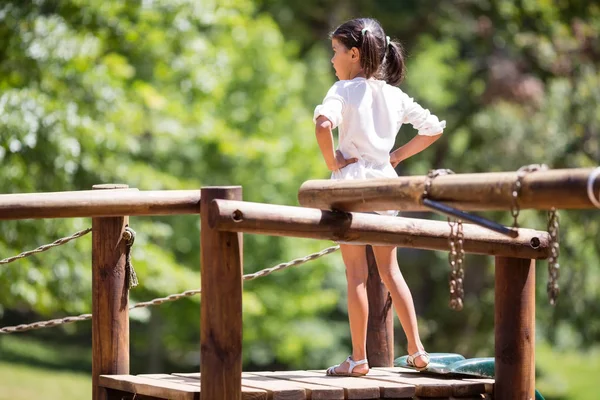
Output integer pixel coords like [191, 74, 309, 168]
[313, 77, 446, 215]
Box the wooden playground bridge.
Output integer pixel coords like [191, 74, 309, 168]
[1, 167, 599, 400]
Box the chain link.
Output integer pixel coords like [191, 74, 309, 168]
[510, 164, 561, 306]
[423, 169, 465, 311]
[0, 245, 340, 334]
[0, 228, 92, 265]
[510, 164, 548, 228]
[547, 208, 560, 305]
[447, 217, 465, 311]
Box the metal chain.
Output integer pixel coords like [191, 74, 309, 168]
[423, 169, 465, 311]
[0, 245, 340, 334]
[447, 217, 465, 311]
[547, 208, 560, 305]
[510, 164, 561, 306]
[0, 228, 92, 265]
[510, 164, 548, 228]
[422, 168, 455, 199]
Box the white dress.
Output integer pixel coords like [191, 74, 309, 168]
[313, 77, 446, 216]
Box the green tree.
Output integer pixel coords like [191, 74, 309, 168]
[0, 0, 347, 372]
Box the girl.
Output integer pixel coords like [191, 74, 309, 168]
[313, 18, 445, 376]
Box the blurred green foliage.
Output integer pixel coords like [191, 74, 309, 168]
[0, 1, 599, 398]
[0, 0, 344, 372]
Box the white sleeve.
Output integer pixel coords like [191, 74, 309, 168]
[401, 92, 446, 136]
[313, 83, 345, 129]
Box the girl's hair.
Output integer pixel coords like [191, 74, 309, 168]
[331, 18, 406, 86]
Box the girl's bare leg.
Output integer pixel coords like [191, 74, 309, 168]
[372, 245, 428, 368]
[328, 244, 370, 375]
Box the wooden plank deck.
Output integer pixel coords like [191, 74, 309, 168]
[99, 367, 493, 399]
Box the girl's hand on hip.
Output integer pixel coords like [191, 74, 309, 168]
[390, 152, 402, 168]
[329, 150, 358, 171]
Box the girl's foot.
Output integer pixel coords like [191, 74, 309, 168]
[406, 350, 430, 371]
[326, 356, 369, 377]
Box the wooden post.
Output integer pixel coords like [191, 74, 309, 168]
[201, 187, 243, 400]
[366, 246, 394, 366]
[92, 184, 130, 400]
[495, 257, 535, 400]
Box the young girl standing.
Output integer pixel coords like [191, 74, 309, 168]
[313, 18, 445, 376]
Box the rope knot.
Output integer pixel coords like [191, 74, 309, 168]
[124, 227, 138, 289]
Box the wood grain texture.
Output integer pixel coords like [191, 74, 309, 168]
[302, 370, 408, 399]
[92, 184, 130, 400]
[365, 246, 394, 367]
[372, 367, 486, 398]
[240, 373, 306, 400]
[98, 370, 489, 400]
[140, 374, 268, 399]
[244, 371, 345, 400]
[0, 189, 201, 220]
[103, 388, 166, 400]
[99, 375, 198, 400]
[298, 168, 600, 212]
[495, 257, 535, 400]
[200, 187, 244, 400]
[210, 199, 550, 259]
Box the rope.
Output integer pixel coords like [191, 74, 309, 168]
[587, 167, 600, 208]
[0, 228, 92, 265]
[0, 314, 93, 333]
[242, 245, 339, 282]
[0, 245, 340, 334]
[124, 227, 138, 289]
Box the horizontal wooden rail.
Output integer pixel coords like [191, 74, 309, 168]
[298, 167, 600, 212]
[0, 188, 201, 220]
[209, 200, 550, 259]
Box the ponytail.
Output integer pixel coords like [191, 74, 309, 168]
[359, 29, 382, 80]
[382, 39, 406, 86]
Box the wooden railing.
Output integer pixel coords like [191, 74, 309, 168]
[1, 184, 203, 400]
[0, 167, 597, 400]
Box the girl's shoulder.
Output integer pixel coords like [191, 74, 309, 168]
[384, 84, 413, 103]
[328, 78, 411, 103]
[332, 77, 366, 90]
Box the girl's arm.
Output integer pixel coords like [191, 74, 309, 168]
[390, 133, 442, 167]
[315, 115, 357, 171]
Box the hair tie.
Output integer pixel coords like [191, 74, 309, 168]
[386, 36, 391, 46]
[361, 27, 370, 36]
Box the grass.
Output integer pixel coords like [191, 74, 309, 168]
[536, 341, 600, 400]
[0, 361, 90, 399]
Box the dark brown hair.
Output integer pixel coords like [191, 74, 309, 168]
[331, 18, 406, 86]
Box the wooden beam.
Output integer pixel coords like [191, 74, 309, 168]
[201, 187, 243, 400]
[366, 246, 394, 367]
[0, 189, 201, 220]
[494, 257, 535, 400]
[92, 184, 130, 400]
[208, 199, 550, 259]
[298, 167, 600, 212]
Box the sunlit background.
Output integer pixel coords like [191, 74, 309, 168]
[1, 1, 599, 398]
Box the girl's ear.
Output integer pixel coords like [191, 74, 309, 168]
[350, 47, 360, 62]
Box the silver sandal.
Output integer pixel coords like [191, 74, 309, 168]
[406, 350, 430, 371]
[326, 356, 369, 377]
